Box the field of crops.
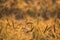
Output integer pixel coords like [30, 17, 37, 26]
[0, 0, 60, 40]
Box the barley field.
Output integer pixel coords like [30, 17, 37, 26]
[0, 0, 60, 40]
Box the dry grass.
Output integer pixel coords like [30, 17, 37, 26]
[0, 0, 60, 40]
